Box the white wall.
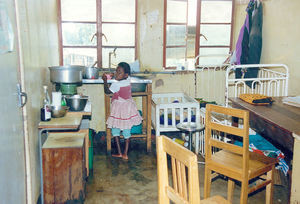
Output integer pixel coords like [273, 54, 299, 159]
[233, 0, 300, 95]
[16, 0, 59, 202]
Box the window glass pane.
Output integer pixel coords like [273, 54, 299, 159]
[167, 0, 187, 23]
[198, 48, 230, 66]
[201, 1, 232, 23]
[61, 0, 96, 21]
[62, 23, 96, 46]
[102, 24, 135, 46]
[200, 25, 231, 46]
[102, 0, 135, 22]
[63, 48, 97, 66]
[188, 0, 197, 26]
[187, 37, 195, 58]
[102, 48, 135, 69]
[167, 25, 186, 46]
[166, 47, 186, 68]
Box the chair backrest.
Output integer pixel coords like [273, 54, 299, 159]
[157, 136, 200, 204]
[205, 104, 250, 177]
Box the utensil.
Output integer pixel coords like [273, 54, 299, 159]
[49, 65, 84, 83]
[65, 95, 88, 111]
[51, 105, 69, 118]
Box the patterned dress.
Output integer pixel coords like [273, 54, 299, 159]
[106, 77, 142, 130]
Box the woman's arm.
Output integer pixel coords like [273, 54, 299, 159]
[102, 74, 112, 94]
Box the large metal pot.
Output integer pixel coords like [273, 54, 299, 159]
[83, 67, 99, 79]
[49, 65, 84, 83]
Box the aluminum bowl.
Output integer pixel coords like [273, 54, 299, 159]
[51, 105, 69, 118]
[65, 95, 88, 111]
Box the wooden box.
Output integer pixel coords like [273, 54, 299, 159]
[42, 133, 86, 204]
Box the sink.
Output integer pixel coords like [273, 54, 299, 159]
[130, 77, 149, 92]
[82, 74, 152, 93]
[131, 83, 146, 92]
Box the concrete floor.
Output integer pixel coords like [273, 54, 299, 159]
[85, 134, 289, 204]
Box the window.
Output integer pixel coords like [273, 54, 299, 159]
[163, 0, 234, 69]
[58, 0, 137, 68]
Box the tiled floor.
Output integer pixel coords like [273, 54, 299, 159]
[84, 134, 289, 204]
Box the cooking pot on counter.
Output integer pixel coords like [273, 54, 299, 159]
[49, 65, 84, 83]
[83, 67, 100, 79]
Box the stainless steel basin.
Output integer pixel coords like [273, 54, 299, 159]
[65, 95, 88, 111]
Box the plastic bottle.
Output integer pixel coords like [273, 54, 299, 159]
[61, 96, 66, 106]
[41, 86, 51, 121]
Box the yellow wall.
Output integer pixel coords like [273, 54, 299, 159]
[233, 0, 300, 95]
[16, 0, 59, 202]
[138, 0, 164, 71]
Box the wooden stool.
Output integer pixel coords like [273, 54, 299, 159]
[104, 83, 152, 154]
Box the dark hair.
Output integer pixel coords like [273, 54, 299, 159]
[118, 62, 131, 76]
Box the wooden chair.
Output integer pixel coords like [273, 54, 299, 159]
[157, 135, 229, 204]
[204, 104, 277, 204]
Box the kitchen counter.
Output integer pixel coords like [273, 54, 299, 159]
[38, 110, 92, 204]
[82, 76, 152, 84]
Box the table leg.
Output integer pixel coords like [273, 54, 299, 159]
[142, 96, 147, 131]
[291, 134, 300, 203]
[79, 129, 89, 176]
[146, 85, 152, 152]
[189, 132, 192, 151]
[105, 94, 111, 154]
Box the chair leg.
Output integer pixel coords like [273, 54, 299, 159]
[227, 178, 235, 203]
[266, 166, 274, 204]
[240, 180, 248, 204]
[204, 167, 212, 199]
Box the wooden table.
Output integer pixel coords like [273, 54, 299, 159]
[229, 97, 300, 203]
[104, 83, 152, 154]
[38, 111, 91, 204]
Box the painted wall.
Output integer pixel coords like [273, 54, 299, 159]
[16, 0, 59, 202]
[138, 0, 164, 71]
[233, 0, 300, 95]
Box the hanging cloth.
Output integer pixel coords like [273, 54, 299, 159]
[244, 2, 263, 87]
[233, 0, 256, 79]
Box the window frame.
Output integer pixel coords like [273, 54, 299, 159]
[163, 0, 235, 69]
[57, 0, 138, 67]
